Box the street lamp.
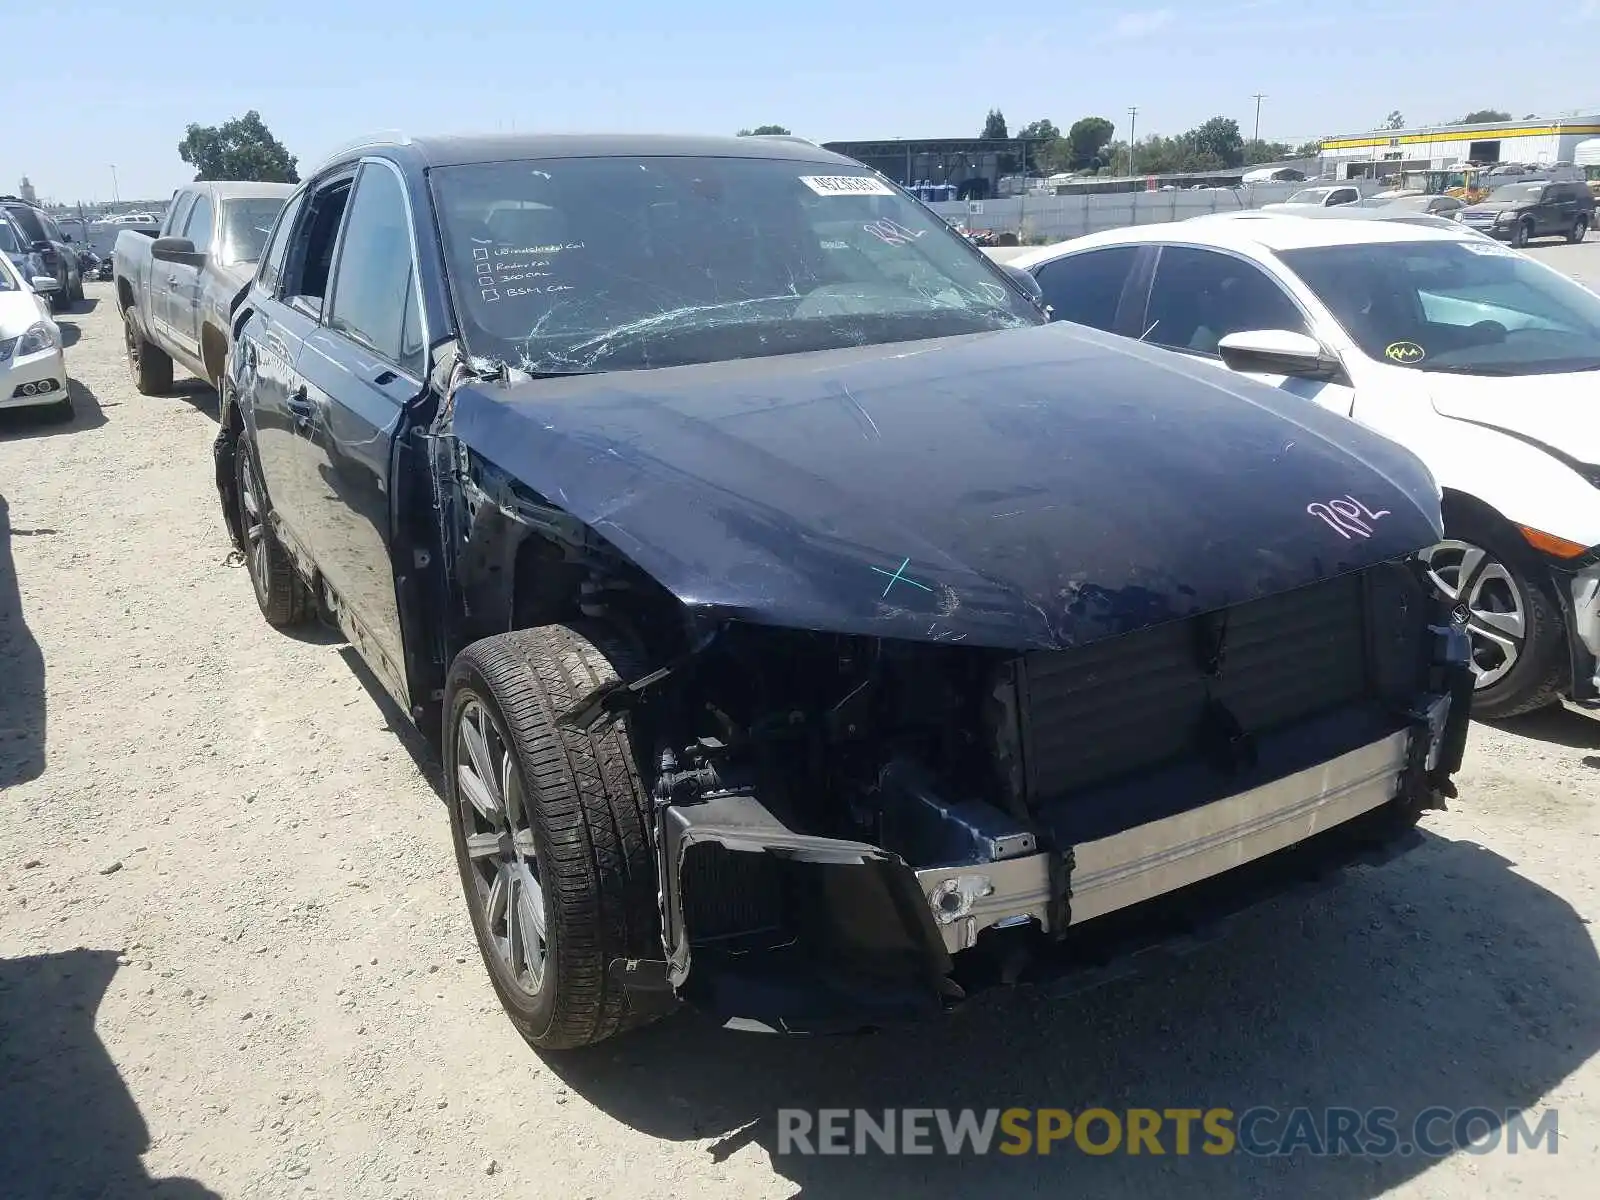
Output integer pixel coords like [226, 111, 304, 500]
[1252, 94, 1266, 145]
[109, 164, 119, 205]
[1127, 106, 1139, 175]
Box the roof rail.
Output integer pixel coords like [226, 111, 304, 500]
[311, 130, 412, 169]
[750, 134, 816, 146]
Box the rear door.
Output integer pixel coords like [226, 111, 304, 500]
[167, 190, 213, 363]
[290, 160, 426, 703]
[246, 170, 356, 559]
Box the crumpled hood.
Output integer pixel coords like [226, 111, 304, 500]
[450, 322, 1443, 651]
[1430, 371, 1600, 465]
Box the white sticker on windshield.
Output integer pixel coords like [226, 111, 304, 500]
[1461, 241, 1519, 257]
[800, 175, 895, 197]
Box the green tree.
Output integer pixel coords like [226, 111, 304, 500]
[1065, 116, 1116, 170]
[1382, 110, 1405, 130]
[1292, 139, 1323, 158]
[982, 108, 1009, 140]
[1016, 119, 1063, 172]
[1187, 116, 1245, 169]
[177, 110, 298, 183]
[737, 124, 791, 136]
[1242, 139, 1294, 166]
[1460, 110, 1510, 124]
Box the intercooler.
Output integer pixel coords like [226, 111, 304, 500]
[1009, 564, 1426, 806]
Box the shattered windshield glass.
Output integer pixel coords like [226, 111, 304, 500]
[429, 156, 1042, 373]
[219, 198, 289, 266]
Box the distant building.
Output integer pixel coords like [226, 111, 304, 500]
[18, 176, 36, 205]
[1319, 115, 1600, 180]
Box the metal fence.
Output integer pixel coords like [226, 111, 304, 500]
[929, 179, 1388, 242]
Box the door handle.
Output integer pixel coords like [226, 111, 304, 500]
[286, 386, 314, 429]
[166, 275, 180, 287]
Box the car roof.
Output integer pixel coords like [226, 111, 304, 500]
[314, 132, 856, 175]
[1007, 210, 1475, 269]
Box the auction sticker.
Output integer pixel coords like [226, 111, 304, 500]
[1384, 340, 1426, 364]
[801, 175, 895, 197]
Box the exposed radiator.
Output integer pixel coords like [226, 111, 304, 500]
[1016, 570, 1375, 802]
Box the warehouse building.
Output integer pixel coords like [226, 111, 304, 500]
[1319, 114, 1600, 180]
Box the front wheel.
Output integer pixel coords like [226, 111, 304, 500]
[444, 623, 661, 1051]
[1418, 524, 1568, 719]
[1510, 220, 1531, 249]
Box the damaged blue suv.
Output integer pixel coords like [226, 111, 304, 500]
[215, 132, 1473, 1049]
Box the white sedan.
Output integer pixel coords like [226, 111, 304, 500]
[0, 250, 68, 420]
[1011, 214, 1600, 719]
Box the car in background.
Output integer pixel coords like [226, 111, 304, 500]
[213, 132, 1469, 1050]
[1458, 180, 1594, 247]
[1011, 215, 1600, 719]
[1261, 184, 1362, 211]
[0, 196, 83, 310]
[1370, 194, 1467, 218]
[0, 251, 69, 421]
[114, 181, 294, 394]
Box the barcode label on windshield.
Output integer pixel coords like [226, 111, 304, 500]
[800, 175, 895, 197]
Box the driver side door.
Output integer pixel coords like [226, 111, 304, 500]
[1137, 244, 1357, 416]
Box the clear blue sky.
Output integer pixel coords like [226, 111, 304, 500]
[10, 0, 1600, 204]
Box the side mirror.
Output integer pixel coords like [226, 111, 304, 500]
[152, 235, 205, 269]
[1217, 329, 1343, 380]
[1001, 263, 1046, 309]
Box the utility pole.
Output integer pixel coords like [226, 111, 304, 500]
[1252, 94, 1267, 145]
[1127, 106, 1139, 175]
[109, 164, 119, 205]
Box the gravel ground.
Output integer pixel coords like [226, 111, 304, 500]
[2, 271, 1599, 1200]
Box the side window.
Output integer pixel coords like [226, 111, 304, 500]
[165, 193, 196, 238]
[257, 190, 305, 295]
[326, 164, 418, 366]
[1144, 246, 1308, 357]
[1032, 247, 1142, 332]
[182, 194, 214, 249]
[282, 176, 355, 314]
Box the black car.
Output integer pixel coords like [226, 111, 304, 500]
[214, 133, 1471, 1049]
[0, 196, 83, 310]
[1458, 180, 1595, 246]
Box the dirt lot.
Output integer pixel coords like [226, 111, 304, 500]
[2, 266, 1599, 1200]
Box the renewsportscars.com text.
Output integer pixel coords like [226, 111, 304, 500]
[776, 1107, 1559, 1158]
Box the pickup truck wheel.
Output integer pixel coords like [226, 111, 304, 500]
[235, 438, 312, 627]
[1418, 524, 1567, 719]
[444, 624, 661, 1051]
[123, 306, 173, 395]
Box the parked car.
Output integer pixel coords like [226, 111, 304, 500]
[114, 181, 294, 395]
[0, 251, 70, 420]
[0, 196, 84, 310]
[216, 132, 1470, 1049]
[1372, 194, 1467, 218]
[1261, 185, 1362, 211]
[1013, 214, 1600, 718]
[1457, 181, 1594, 246]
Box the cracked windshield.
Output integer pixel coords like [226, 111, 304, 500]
[430, 156, 1041, 374]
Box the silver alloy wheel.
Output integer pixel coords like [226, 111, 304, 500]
[237, 454, 270, 603]
[455, 698, 548, 996]
[1418, 539, 1527, 689]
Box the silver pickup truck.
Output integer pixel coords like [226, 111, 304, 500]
[114, 181, 292, 395]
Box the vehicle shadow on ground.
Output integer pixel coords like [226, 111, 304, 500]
[1486, 706, 1600, 751]
[549, 835, 1598, 1199]
[0, 492, 45, 787]
[338, 646, 444, 793]
[54, 295, 100, 317]
[0, 951, 221, 1199]
[57, 319, 81, 348]
[0, 379, 107, 440]
[162, 380, 219, 418]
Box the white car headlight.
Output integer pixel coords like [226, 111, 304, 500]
[16, 321, 58, 355]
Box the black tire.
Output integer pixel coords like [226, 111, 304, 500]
[1425, 517, 1568, 720]
[50, 275, 69, 313]
[234, 434, 312, 628]
[1510, 219, 1531, 249]
[444, 623, 661, 1051]
[123, 306, 173, 395]
[1569, 217, 1588, 244]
